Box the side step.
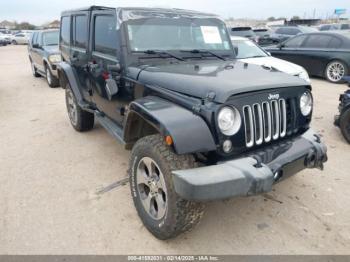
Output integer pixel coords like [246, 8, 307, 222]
[95, 113, 125, 145]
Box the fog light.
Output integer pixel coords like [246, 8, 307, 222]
[223, 140, 232, 153]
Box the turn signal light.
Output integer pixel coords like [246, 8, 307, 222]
[165, 136, 173, 146]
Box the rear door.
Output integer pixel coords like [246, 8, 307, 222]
[70, 12, 91, 100]
[31, 32, 43, 71]
[60, 16, 71, 62]
[88, 10, 125, 124]
[297, 34, 334, 75]
[271, 34, 308, 64]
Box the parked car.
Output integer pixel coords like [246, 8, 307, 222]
[253, 28, 280, 46]
[231, 27, 258, 43]
[58, 6, 327, 240]
[0, 38, 7, 46]
[271, 26, 317, 42]
[231, 36, 310, 82]
[266, 31, 350, 83]
[319, 23, 350, 31]
[11, 33, 30, 45]
[28, 30, 60, 87]
[0, 32, 12, 44]
[334, 76, 350, 142]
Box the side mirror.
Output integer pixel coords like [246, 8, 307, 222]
[278, 43, 285, 49]
[33, 43, 41, 49]
[105, 79, 119, 101]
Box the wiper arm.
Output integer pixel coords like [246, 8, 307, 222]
[143, 50, 184, 61]
[180, 49, 226, 61]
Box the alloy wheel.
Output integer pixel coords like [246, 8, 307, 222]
[327, 62, 345, 82]
[136, 157, 167, 220]
[66, 89, 78, 126]
[46, 68, 52, 85]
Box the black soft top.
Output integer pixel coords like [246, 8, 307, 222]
[61, 6, 220, 21]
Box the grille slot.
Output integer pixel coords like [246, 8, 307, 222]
[243, 99, 287, 148]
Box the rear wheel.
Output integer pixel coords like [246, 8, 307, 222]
[340, 108, 350, 143]
[65, 84, 94, 132]
[129, 134, 205, 240]
[45, 65, 59, 88]
[325, 60, 348, 83]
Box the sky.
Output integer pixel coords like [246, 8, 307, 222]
[0, 0, 349, 25]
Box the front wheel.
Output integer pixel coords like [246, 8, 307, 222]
[340, 108, 350, 143]
[30, 61, 40, 77]
[45, 65, 59, 88]
[325, 60, 348, 83]
[65, 84, 94, 132]
[12, 40, 17, 45]
[129, 135, 205, 240]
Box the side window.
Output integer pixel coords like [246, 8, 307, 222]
[288, 28, 300, 35]
[31, 33, 37, 46]
[341, 24, 350, 30]
[275, 28, 285, 34]
[73, 15, 87, 49]
[94, 15, 117, 56]
[60, 16, 71, 46]
[284, 35, 307, 48]
[328, 37, 342, 48]
[303, 35, 332, 48]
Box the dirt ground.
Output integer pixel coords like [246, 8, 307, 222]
[0, 45, 349, 255]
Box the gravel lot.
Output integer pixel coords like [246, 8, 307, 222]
[1, 45, 350, 255]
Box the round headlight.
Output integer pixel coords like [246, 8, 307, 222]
[300, 92, 313, 116]
[218, 107, 241, 136]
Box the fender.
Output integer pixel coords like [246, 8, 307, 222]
[57, 62, 91, 111]
[125, 96, 217, 155]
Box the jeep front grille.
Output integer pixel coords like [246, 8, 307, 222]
[243, 99, 287, 148]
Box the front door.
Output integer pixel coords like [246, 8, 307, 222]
[88, 10, 127, 124]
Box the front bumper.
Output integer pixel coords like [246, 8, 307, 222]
[172, 129, 327, 201]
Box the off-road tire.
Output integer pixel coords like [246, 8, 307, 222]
[340, 108, 350, 143]
[129, 134, 205, 240]
[65, 83, 94, 132]
[45, 65, 59, 88]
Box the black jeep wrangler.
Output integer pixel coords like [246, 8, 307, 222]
[58, 6, 327, 239]
[335, 76, 350, 143]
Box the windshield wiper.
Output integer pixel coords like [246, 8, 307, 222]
[251, 55, 266, 58]
[143, 50, 184, 61]
[180, 49, 226, 61]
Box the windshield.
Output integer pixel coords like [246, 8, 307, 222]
[232, 39, 267, 59]
[126, 18, 232, 52]
[42, 31, 59, 46]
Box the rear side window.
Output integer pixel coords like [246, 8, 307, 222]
[94, 15, 117, 56]
[61, 16, 71, 46]
[284, 35, 307, 48]
[341, 24, 350, 30]
[73, 15, 87, 49]
[31, 32, 38, 45]
[304, 35, 332, 48]
[328, 37, 342, 48]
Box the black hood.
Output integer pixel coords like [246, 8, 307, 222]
[128, 60, 308, 103]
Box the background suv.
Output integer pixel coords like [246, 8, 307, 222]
[28, 30, 61, 87]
